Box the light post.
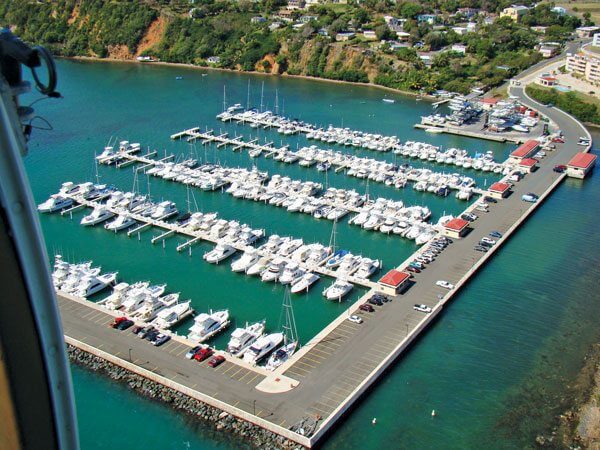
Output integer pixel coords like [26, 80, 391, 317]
[128, 348, 132, 362]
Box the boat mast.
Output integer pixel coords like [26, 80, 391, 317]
[280, 288, 298, 346]
[222, 85, 227, 112]
[275, 89, 279, 116]
[260, 81, 264, 113]
[246, 80, 251, 110]
[328, 219, 337, 253]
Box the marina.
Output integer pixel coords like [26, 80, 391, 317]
[28, 60, 598, 450]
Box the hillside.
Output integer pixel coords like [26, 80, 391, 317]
[0, 0, 584, 94]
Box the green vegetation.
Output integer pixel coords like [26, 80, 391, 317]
[526, 85, 600, 124]
[0, 0, 583, 94]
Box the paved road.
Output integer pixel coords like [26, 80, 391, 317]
[58, 70, 593, 445]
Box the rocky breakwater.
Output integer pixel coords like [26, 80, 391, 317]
[67, 345, 303, 449]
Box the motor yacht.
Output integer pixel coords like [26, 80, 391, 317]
[354, 258, 380, 279]
[188, 309, 230, 342]
[80, 207, 115, 226]
[261, 258, 287, 282]
[290, 272, 320, 293]
[104, 214, 136, 231]
[37, 195, 73, 213]
[278, 263, 305, 285]
[151, 201, 178, 220]
[204, 243, 237, 264]
[242, 332, 284, 364]
[322, 279, 353, 301]
[230, 250, 260, 273]
[227, 321, 266, 357]
[265, 340, 298, 371]
[151, 301, 192, 329]
[246, 256, 272, 276]
[326, 250, 349, 269]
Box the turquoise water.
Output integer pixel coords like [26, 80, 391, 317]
[25, 60, 600, 449]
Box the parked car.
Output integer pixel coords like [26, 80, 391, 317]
[348, 315, 363, 324]
[116, 319, 134, 331]
[413, 304, 432, 313]
[110, 317, 128, 329]
[551, 137, 564, 144]
[138, 325, 155, 339]
[145, 329, 160, 342]
[152, 333, 171, 346]
[481, 237, 496, 245]
[194, 347, 214, 362]
[368, 296, 383, 306]
[359, 303, 375, 313]
[406, 266, 421, 274]
[474, 245, 488, 252]
[521, 192, 538, 203]
[185, 345, 203, 360]
[461, 212, 478, 222]
[370, 293, 389, 303]
[483, 196, 497, 203]
[553, 164, 567, 173]
[475, 204, 489, 213]
[208, 355, 226, 368]
[436, 280, 454, 290]
[489, 231, 503, 238]
[131, 325, 144, 335]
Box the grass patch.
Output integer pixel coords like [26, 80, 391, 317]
[526, 84, 600, 123]
[557, 1, 600, 23]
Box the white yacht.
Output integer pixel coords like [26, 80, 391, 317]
[151, 301, 192, 329]
[102, 282, 132, 309]
[37, 195, 73, 213]
[290, 272, 320, 293]
[75, 272, 118, 297]
[242, 332, 284, 364]
[151, 201, 178, 220]
[261, 258, 287, 282]
[204, 243, 237, 264]
[278, 263, 305, 285]
[230, 250, 260, 273]
[354, 258, 380, 279]
[227, 321, 266, 357]
[104, 214, 136, 231]
[188, 310, 230, 342]
[323, 279, 353, 301]
[246, 256, 272, 276]
[80, 207, 115, 226]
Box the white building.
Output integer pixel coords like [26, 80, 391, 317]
[451, 44, 467, 54]
[594, 33, 600, 47]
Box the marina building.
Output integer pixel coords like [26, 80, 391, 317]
[378, 270, 411, 296]
[508, 140, 539, 163]
[442, 218, 470, 239]
[488, 182, 511, 199]
[567, 152, 597, 179]
[518, 158, 538, 173]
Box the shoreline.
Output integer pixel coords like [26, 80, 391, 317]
[59, 55, 434, 101]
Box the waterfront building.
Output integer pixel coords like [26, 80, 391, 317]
[378, 270, 411, 296]
[518, 158, 538, 174]
[442, 218, 470, 239]
[500, 5, 529, 22]
[567, 153, 597, 179]
[594, 33, 600, 47]
[508, 140, 539, 163]
[488, 182, 511, 199]
[537, 76, 558, 87]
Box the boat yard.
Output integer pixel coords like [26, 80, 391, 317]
[47, 86, 593, 447]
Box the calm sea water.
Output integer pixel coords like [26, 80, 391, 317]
[25, 60, 600, 449]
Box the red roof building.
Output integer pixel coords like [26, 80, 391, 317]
[489, 181, 511, 199]
[443, 218, 470, 238]
[378, 269, 411, 295]
[518, 157, 538, 173]
[510, 140, 539, 161]
[567, 152, 597, 179]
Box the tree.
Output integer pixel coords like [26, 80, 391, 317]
[375, 24, 394, 41]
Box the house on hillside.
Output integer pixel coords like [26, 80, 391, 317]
[500, 5, 529, 22]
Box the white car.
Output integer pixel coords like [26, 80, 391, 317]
[436, 280, 454, 290]
[413, 304, 432, 313]
[348, 315, 363, 324]
[481, 237, 496, 245]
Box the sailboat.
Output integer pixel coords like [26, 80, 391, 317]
[265, 288, 298, 371]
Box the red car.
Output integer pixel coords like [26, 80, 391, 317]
[359, 303, 375, 313]
[553, 164, 567, 173]
[207, 355, 226, 368]
[110, 317, 128, 328]
[406, 266, 420, 274]
[551, 137, 565, 143]
[193, 347, 214, 362]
